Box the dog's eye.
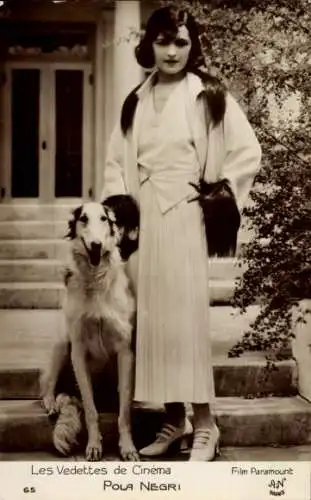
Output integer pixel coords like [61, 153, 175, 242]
[100, 215, 107, 222]
[79, 214, 88, 225]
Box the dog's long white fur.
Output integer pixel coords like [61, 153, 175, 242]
[41, 202, 138, 461]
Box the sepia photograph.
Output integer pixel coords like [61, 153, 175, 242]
[0, 0, 310, 481]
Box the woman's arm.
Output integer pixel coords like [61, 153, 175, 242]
[100, 122, 127, 201]
[221, 93, 262, 212]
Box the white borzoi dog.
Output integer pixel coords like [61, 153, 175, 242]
[40, 196, 139, 461]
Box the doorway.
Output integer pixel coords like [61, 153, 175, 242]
[3, 62, 93, 203]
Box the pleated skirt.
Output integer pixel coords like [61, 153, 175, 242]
[133, 181, 215, 404]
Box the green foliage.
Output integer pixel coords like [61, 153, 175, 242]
[163, 0, 311, 357]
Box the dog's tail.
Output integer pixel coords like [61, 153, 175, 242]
[52, 393, 83, 456]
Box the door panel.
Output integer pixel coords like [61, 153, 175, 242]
[11, 69, 40, 197]
[54, 69, 83, 198]
[4, 62, 92, 202]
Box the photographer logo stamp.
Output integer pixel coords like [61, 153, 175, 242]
[268, 478, 286, 497]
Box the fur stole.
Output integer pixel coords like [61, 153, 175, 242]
[120, 70, 227, 135]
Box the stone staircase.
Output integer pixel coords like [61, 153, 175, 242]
[0, 203, 311, 457]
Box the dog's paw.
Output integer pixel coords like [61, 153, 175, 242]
[86, 437, 103, 462]
[53, 433, 76, 457]
[120, 448, 140, 461]
[119, 437, 139, 461]
[42, 394, 57, 416]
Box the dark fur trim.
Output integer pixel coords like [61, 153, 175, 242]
[102, 195, 140, 261]
[189, 179, 240, 257]
[65, 206, 82, 239]
[120, 83, 143, 135]
[194, 70, 227, 126]
[120, 72, 226, 135]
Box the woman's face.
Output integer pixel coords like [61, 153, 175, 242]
[152, 25, 192, 78]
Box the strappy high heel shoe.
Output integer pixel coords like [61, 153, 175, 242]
[189, 424, 220, 461]
[139, 418, 193, 457]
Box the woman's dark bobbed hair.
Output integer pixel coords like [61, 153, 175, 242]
[121, 6, 227, 134]
[135, 6, 205, 70]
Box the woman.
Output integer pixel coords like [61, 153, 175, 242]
[101, 6, 261, 461]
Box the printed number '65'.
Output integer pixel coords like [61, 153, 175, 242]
[23, 487, 36, 494]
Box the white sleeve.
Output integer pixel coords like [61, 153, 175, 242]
[221, 93, 262, 212]
[100, 122, 127, 201]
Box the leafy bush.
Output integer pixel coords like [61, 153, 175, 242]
[163, 0, 311, 357]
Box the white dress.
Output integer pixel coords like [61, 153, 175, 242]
[134, 79, 215, 404]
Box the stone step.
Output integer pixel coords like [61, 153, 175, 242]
[0, 220, 252, 255]
[209, 280, 236, 304]
[0, 204, 79, 222]
[209, 258, 245, 281]
[0, 258, 244, 282]
[1, 396, 310, 452]
[0, 307, 297, 399]
[0, 221, 67, 240]
[0, 204, 252, 238]
[214, 356, 297, 397]
[0, 239, 67, 260]
[210, 305, 260, 356]
[0, 356, 297, 400]
[0, 280, 237, 308]
[0, 307, 257, 354]
[0, 260, 63, 282]
[0, 239, 244, 277]
[0, 236, 249, 261]
[0, 203, 252, 235]
[216, 396, 311, 446]
[0, 283, 62, 308]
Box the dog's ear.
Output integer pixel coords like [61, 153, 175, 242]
[65, 205, 83, 239]
[101, 195, 140, 261]
[102, 195, 139, 232]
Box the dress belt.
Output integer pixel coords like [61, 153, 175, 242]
[140, 175, 151, 187]
[138, 164, 152, 187]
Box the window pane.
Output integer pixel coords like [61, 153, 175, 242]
[11, 69, 40, 197]
[55, 70, 83, 197]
